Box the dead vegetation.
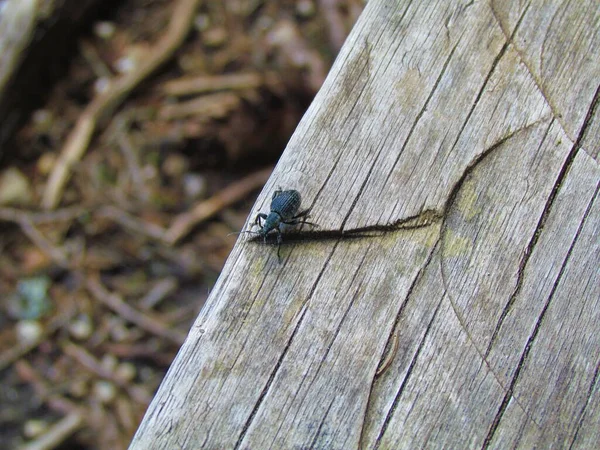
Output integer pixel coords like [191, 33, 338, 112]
[0, 0, 362, 448]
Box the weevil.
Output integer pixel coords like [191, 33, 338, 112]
[252, 189, 316, 259]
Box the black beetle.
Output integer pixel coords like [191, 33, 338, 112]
[252, 189, 315, 259]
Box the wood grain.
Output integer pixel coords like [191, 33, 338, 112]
[130, 0, 600, 448]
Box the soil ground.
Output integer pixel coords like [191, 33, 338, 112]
[0, 1, 361, 448]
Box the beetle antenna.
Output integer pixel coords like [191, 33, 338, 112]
[227, 230, 260, 237]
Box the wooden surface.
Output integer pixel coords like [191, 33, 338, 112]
[130, 0, 600, 448]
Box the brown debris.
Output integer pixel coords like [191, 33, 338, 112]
[162, 72, 265, 96]
[42, 0, 203, 210]
[1, 0, 362, 448]
[165, 166, 273, 244]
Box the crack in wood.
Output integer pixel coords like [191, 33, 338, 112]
[578, 83, 600, 160]
[481, 180, 599, 448]
[357, 237, 440, 448]
[438, 119, 553, 432]
[490, 1, 600, 148]
[383, 38, 461, 190]
[308, 396, 337, 450]
[570, 358, 600, 449]
[486, 83, 600, 356]
[447, 25, 514, 161]
[340, 145, 386, 231]
[373, 291, 444, 450]
[375, 332, 399, 377]
[487, 1, 571, 140]
[233, 303, 310, 450]
[484, 117, 556, 358]
[233, 242, 339, 449]
[271, 250, 369, 445]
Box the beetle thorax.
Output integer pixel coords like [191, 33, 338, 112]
[261, 212, 282, 236]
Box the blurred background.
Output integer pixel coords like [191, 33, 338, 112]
[0, 0, 363, 448]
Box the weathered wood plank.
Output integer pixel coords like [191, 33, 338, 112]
[581, 106, 600, 162]
[489, 158, 600, 448]
[491, 0, 600, 150]
[130, 0, 600, 448]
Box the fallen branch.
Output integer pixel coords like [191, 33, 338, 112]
[20, 411, 84, 450]
[161, 72, 264, 96]
[62, 341, 151, 405]
[95, 205, 168, 241]
[0, 206, 84, 224]
[158, 91, 240, 120]
[0, 304, 77, 372]
[165, 165, 272, 244]
[42, 0, 202, 210]
[86, 276, 186, 346]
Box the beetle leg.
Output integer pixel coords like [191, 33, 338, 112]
[276, 229, 283, 261]
[283, 209, 319, 228]
[292, 208, 311, 220]
[272, 188, 283, 200]
[284, 218, 319, 228]
[255, 213, 267, 228]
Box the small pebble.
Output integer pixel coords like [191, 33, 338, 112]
[69, 315, 93, 340]
[0, 168, 33, 206]
[94, 77, 111, 94]
[37, 153, 56, 176]
[296, 0, 316, 18]
[115, 55, 136, 74]
[69, 379, 89, 398]
[255, 15, 274, 32]
[194, 14, 210, 32]
[16, 320, 43, 344]
[183, 173, 207, 200]
[116, 362, 137, 382]
[108, 317, 129, 342]
[162, 153, 188, 178]
[94, 21, 116, 39]
[32, 109, 53, 131]
[23, 419, 48, 438]
[93, 380, 116, 404]
[203, 27, 228, 48]
[101, 354, 118, 372]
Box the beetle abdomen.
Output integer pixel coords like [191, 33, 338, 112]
[270, 190, 301, 220]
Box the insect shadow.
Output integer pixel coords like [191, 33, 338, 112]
[233, 188, 396, 261]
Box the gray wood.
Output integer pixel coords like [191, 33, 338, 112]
[130, 0, 600, 448]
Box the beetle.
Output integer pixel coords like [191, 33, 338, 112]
[252, 189, 315, 259]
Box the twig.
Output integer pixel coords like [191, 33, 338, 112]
[42, 0, 203, 210]
[15, 360, 81, 416]
[18, 216, 71, 268]
[116, 124, 151, 202]
[61, 341, 151, 405]
[19, 411, 84, 450]
[0, 206, 84, 224]
[101, 342, 175, 366]
[0, 207, 77, 267]
[86, 276, 186, 345]
[95, 205, 167, 241]
[162, 72, 264, 96]
[0, 303, 78, 372]
[165, 166, 272, 244]
[158, 91, 240, 120]
[79, 40, 113, 79]
[138, 277, 178, 310]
